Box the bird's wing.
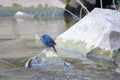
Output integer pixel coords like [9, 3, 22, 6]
[47, 37, 56, 45]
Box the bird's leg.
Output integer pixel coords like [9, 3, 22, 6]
[52, 46, 57, 52]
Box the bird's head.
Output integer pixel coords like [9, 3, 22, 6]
[42, 34, 49, 39]
[35, 34, 50, 43]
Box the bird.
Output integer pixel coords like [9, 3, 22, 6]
[41, 34, 57, 52]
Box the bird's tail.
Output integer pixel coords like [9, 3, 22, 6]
[52, 46, 57, 52]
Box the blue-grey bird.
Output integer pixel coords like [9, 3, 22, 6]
[42, 34, 57, 52]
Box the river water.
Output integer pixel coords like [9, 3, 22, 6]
[0, 16, 120, 80]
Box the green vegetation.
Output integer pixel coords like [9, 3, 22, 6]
[0, 58, 28, 68]
[60, 0, 70, 4]
[116, 0, 120, 4]
[87, 47, 112, 59]
[37, 4, 43, 9]
[56, 38, 93, 58]
[12, 3, 22, 11]
[56, 38, 120, 59]
[117, 3, 120, 10]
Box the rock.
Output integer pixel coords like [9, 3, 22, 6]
[115, 68, 120, 74]
[15, 11, 27, 16]
[25, 49, 71, 68]
[14, 11, 34, 18]
[14, 11, 34, 22]
[56, 8, 120, 59]
[115, 62, 120, 74]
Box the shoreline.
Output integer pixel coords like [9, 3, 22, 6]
[0, 7, 64, 17]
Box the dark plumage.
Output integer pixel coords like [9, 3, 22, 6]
[42, 35, 57, 52]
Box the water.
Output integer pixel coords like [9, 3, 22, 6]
[0, 16, 120, 80]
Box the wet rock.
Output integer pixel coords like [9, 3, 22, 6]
[115, 67, 120, 74]
[25, 49, 71, 68]
[112, 50, 120, 72]
[115, 61, 120, 74]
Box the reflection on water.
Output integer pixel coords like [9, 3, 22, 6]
[0, 17, 120, 80]
[0, 16, 69, 59]
[0, 17, 68, 39]
[0, 16, 68, 58]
